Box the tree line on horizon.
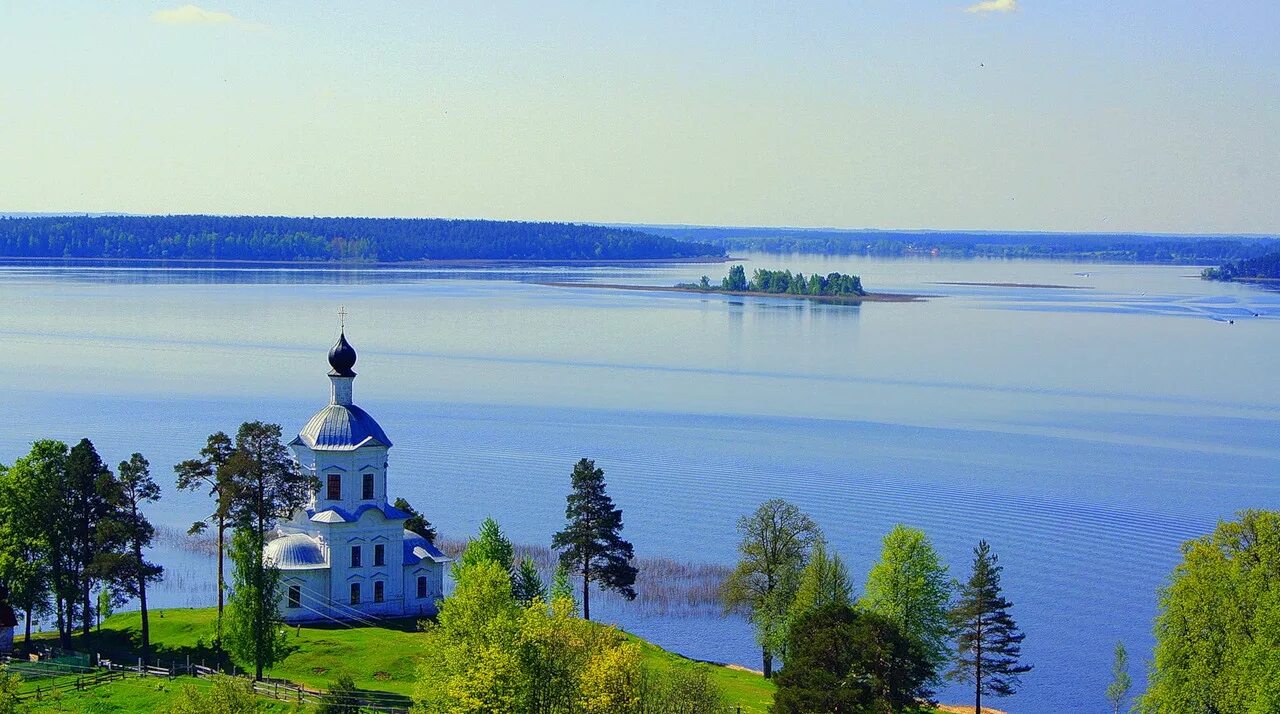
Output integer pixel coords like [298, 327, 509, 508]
[0, 215, 725, 262]
[637, 225, 1280, 264]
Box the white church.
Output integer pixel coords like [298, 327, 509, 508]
[263, 330, 450, 622]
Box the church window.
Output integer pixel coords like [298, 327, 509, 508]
[417, 576, 427, 599]
[362, 474, 374, 500]
[327, 474, 341, 500]
[350, 582, 361, 605]
[287, 585, 300, 609]
[374, 580, 385, 603]
[374, 543, 385, 567]
[351, 545, 362, 568]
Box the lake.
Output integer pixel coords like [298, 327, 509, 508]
[3, 253, 1278, 712]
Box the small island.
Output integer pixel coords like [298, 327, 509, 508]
[543, 265, 927, 303]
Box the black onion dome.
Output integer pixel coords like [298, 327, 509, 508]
[328, 332, 357, 376]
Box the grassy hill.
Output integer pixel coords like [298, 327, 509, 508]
[22, 607, 774, 712]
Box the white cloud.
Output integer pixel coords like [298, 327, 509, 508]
[965, 0, 1018, 14]
[150, 5, 243, 26]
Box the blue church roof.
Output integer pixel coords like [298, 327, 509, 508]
[293, 404, 392, 451]
[403, 530, 449, 565]
[264, 533, 327, 570]
[306, 503, 411, 523]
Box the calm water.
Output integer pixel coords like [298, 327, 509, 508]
[3, 254, 1278, 712]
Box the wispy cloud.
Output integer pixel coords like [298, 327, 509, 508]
[965, 0, 1018, 14]
[150, 5, 246, 26]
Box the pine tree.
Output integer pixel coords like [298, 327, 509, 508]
[1106, 641, 1131, 714]
[512, 557, 547, 606]
[551, 458, 636, 620]
[393, 497, 437, 544]
[223, 422, 313, 680]
[65, 439, 115, 637]
[949, 540, 1032, 714]
[174, 431, 236, 660]
[107, 453, 164, 659]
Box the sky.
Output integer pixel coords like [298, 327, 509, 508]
[1, 1, 1277, 233]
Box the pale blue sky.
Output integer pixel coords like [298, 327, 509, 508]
[2, 1, 1277, 232]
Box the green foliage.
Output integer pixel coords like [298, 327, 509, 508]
[174, 430, 237, 654]
[641, 665, 728, 714]
[722, 499, 820, 678]
[551, 459, 637, 621]
[773, 604, 932, 714]
[747, 268, 865, 296]
[1202, 250, 1280, 281]
[317, 673, 361, 714]
[162, 674, 262, 714]
[513, 558, 547, 607]
[97, 586, 114, 628]
[1141, 510, 1280, 714]
[224, 422, 314, 539]
[394, 497, 437, 544]
[0, 668, 23, 714]
[0, 445, 59, 642]
[1106, 641, 1132, 714]
[788, 539, 853, 623]
[721, 265, 748, 291]
[457, 517, 515, 576]
[225, 528, 289, 680]
[0, 215, 723, 262]
[949, 540, 1031, 709]
[550, 564, 575, 610]
[415, 558, 721, 714]
[66, 438, 117, 638]
[861, 524, 952, 683]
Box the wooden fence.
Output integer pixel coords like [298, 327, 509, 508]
[1, 652, 409, 712]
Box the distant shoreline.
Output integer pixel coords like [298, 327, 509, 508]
[538, 282, 930, 303]
[0, 255, 732, 268]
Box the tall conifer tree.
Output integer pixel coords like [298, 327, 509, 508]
[66, 438, 114, 637]
[223, 421, 313, 680]
[104, 453, 164, 659]
[949, 540, 1032, 714]
[551, 458, 637, 621]
[175, 431, 237, 658]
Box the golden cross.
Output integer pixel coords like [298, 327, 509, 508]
[338, 305, 347, 331]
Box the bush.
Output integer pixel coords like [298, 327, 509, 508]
[163, 675, 261, 714]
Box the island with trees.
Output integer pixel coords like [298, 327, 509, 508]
[545, 265, 925, 304]
[0, 215, 725, 263]
[1201, 250, 1280, 282]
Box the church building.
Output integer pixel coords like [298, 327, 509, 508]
[263, 330, 449, 622]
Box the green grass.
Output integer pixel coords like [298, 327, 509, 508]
[21, 675, 306, 713]
[27, 607, 774, 712]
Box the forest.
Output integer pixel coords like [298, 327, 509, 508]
[1201, 250, 1280, 281]
[633, 225, 1279, 263]
[0, 215, 724, 262]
